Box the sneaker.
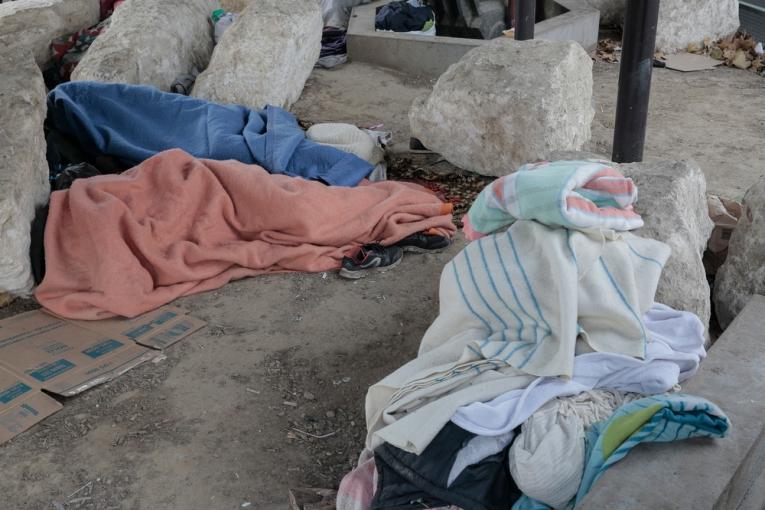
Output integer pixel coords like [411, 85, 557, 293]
[339, 244, 403, 279]
[394, 233, 451, 254]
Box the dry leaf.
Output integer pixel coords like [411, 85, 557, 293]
[732, 49, 752, 69]
[709, 46, 724, 60]
[687, 42, 701, 54]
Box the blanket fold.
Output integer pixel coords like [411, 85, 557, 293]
[47, 81, 374, 186]
[35, 149, 455, 319]
[463, 160, 643, 240]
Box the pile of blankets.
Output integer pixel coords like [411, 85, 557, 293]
[338, 160, 730, 510]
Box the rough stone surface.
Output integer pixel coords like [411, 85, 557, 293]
[655, 0, 739, 53]
[715, 176, 765, 330]
[583, 0, 624, 25]
[0, 0, 99, 67]
[191, 0, 322, 110]
[0, 49, 50, 296]
[620, 160, 714, 332]
[409, 38, 594, 177]
[548, 152, 714, 332]
[220, 0, 253, 12]
[72, 0, 215, 91]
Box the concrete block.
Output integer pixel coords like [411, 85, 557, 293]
[72, 0, 215, 91]
[0, 48, 49, 296]
[347, 0, 599, 80]
[410, 38, 594, 177]
[192, 0, 322, 111]
[0, 0, 100, 67]
[579, 295, 765, 510]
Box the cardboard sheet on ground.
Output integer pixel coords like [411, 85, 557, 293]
[664, 53, 723, 72]
[0, 306, 205, 444]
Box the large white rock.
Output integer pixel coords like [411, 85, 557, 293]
[655, 0, 739, 53]
[585, 0, 739, 52]
[191, 0, 323, 110]
[619, 160, 714, 332]
[0, 0, 100, 67]
[0, 49, 50, 296]
[409, 38, 594, 177]
[714, 176, 765, 330]
[72, 0, 215, 91]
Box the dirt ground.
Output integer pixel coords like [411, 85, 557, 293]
[0, 60, 763, 510]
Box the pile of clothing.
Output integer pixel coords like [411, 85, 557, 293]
[375, 0, 436, 36]
[34, 82, 456, 319]
[46, 0, 123, 86]
[338, 160, 730, 510]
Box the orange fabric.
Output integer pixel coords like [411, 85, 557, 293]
[36, 149, 455, 319]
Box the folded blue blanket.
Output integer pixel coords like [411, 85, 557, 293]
[47, 81, 374, 186]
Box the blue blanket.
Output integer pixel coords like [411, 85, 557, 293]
[47, 81, 374, 187]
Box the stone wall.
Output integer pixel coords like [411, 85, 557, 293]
[72, 0, 216, 91]
[0, 48, 50, 296]
[0, 0, 100, 67]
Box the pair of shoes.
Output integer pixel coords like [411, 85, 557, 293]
[394, 233, 451, 253]
[339, 244, 403, 279]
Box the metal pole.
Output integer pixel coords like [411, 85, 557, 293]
[612, 0, 660, 163]
[514, 0, 535, 40]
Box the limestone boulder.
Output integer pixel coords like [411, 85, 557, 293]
[0, 0, 100, 67]
[192, 0, 322, 111]
[409, 38, 594, 177]
[655, 0, 739, 53]
[0, 49, 50, 296]
[619, 160, 714, 331]
[72, 0, 215, 91]
[714, 176, 765, 330]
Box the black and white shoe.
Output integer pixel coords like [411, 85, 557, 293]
[339, 244, 404, 279]
[394, 233, 451, 254]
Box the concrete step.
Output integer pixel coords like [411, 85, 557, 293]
[579, 295, 765, 510]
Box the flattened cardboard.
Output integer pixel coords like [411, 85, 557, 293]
[66, 306, 206, 350]
[0, 310, 155, 397]
[664, 53, 723, 72]
[0, 365, 61, 445]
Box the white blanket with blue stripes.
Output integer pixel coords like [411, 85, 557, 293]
[366, 220, 670, 454]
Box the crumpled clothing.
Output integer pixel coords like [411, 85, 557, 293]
[507, 390, 642, 509]
[375, 0, 434, 32]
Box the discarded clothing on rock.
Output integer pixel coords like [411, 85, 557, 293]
[507, 390, 642, 509]
[451, 303, 707, 437]
[512, 393, 730, 509]
[47, 81, 374, 186]
[49, 17, 112, 83]
[321, 0, 372, 28]
[372, 422, 521, 510]
[375, 0, 435, 33]
[463, 160, 643, 241]
[35, 149, 455, 319]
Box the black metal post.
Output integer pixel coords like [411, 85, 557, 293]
[514, 0, 535, 40]
[612, 0, 660, 163]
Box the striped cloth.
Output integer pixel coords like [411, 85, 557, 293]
[463, 160, 643, 241]
[512, 393, 730, 510]
[366, 221, 670, 454]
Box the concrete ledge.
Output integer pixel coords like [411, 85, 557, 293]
[347, 0, 599, 79]
[579, 295, 765, 510]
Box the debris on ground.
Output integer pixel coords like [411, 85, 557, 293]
[689, 31, 764, 74]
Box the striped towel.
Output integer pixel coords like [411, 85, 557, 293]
[463, 160, 643, 241]
[512, 394, 730, 510]
[366, 221, 670, 454]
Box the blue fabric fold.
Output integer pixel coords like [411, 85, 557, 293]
[46, 81, 374, 186]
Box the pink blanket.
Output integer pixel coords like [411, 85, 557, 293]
[36, 149, 455, 319]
